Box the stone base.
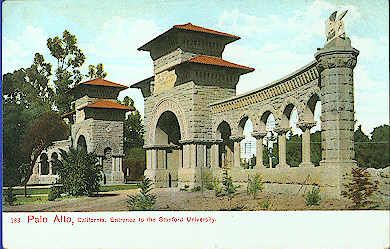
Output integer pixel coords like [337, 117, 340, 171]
[145, 169, 178, 188]
[299, 162, 315, 168]
[109, 171, 125, 184]
[275, 163, 290, 169]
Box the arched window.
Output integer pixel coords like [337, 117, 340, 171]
[40, 153, 49, 175]
[77, 135, 87, 152]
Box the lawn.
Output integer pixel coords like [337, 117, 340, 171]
[7, 184, 138, 196]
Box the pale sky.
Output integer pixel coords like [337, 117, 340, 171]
[2, 0, 389, 135]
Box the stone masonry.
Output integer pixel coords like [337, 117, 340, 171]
[132, 18, 359, 199]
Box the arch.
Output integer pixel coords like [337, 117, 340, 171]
[303, 93, 321, 122]
[154, 111, 181, 145]
[77, 135, 87, 152]
[238, 117, 256, 168]
[50, 152, 60, 175]
[149, 98, 189, 144]
[102, 147, 113, 172]
[216, 121, 233, 168]
[40, 153, 49, 175]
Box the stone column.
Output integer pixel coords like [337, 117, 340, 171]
[151, 149, 158, 169]
[252, 131, 267, 168]
[298, 122, 316, 167]
[230, 136, 244, 168]
[211, 143, 219, 168]
[49, 161, 53, 175]
[275, 128, 290, 168]
[315, 37, 359, 168]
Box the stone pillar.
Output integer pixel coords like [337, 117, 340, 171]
[151, 149, 158, 169]
[275, 128, 290, 168]
[49, 161, 53, 175]
[211, 144, 219, 168]
[315, 37, 359, 168]
[298, 122, 316, 167]
[252, 131, 267, 168]
[146, 150, 152, 169]
[230, 136, 244, 168]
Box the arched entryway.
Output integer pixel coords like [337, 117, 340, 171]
[154, 111, 182, 187]
[77, 135, 87, 152]
[216, 121, 233, 168]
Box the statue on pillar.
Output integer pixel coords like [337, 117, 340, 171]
[326, 10, 348, 41]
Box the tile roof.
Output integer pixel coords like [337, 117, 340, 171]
[186, 55, 255, 72]
[79, 78, 128, 89]
[173, 23, 240, 39]
[82, 100, 134, 111]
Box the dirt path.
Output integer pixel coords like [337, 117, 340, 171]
[3, 188, 359, 212]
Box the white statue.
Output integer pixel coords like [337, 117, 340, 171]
[326, 10, 348, 41]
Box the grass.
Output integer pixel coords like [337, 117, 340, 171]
[6, 184, 138, 196]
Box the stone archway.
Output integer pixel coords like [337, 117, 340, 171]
[77, 135, 87, 152]
[216, 121, 233, 168]
[153, 110, 182, 187]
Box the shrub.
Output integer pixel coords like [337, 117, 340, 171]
[180, 184, 190, 192]
[127, 178, 156, 211]
[213, 178, 224, 197]
[191, 186, 201, 192]
[4, 187, 17, 206]
[342, 167, 379, 209]
[222, 169, 240, 209]
[201, 171, 214, 190]
[48, 185, 62, 201]
[57, 148, 102, 196]
[305, 187, 321, 206]
[260, 199, 271, 210]
[247, 174, 263, 199]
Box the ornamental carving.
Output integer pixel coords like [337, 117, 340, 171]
[315, 52, 358, 73]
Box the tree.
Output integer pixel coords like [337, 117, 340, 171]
[121, 96, 144, 149]
[86, 63, 108, 79]
[310, 131, 321, 166]
[354, 125, 370, 167]
[342, 167, 378, 209]
[57, 148, 102, 196]
[47, 30, 85, 113]
[127, 178, 156, 210]
[369, 125, 389, 169]
[19, 112, 69, 194]
[286, 133, 302, 167]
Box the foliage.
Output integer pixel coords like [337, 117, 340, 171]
[180, 184, 190, 192]
[310, 131, 322, 166]
[260, 199, 271, 210]
[57, 148, 102, 196]
[342, 168, 379, 209]
[19, 112, 69, 189]
[367, 125, 389, 169]
[4, 187, 17, 206]
[122, 96, 144, 150]
[286, 133, 302, 167]
[263, 135, 279, 167]
[127, 178, 156, 211]
[191, 186, 202, 192]
[86, 63, 107, 79]
[247, 174, 264, 199]
[221, 169, 240, 207]
[48, 185, 62, 201]
[305, 187, 321, 206]
[201, 171, 215, 190]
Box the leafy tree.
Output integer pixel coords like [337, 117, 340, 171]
[127, 178, 156, 210]
[246, 174, 263, 199]
[86, 63, 108, 79]
[19, 112, 69, 195]
[342, 167, 379, 209]
[310, 131, 321, 166]
[47, 30, 85, 113]
[286, 133, 302, 167]
[354, 125, 370, 167]
[57, 148, 102, 196]
[3, 187, 17, 206]
[122, 96, 144, 149]
[369, 125, 390, 169]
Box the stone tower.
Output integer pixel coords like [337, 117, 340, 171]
[68, 78, 133, 184]
[132, 23, 254, 187]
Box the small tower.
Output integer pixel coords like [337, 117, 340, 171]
[68, 78, 133, 184]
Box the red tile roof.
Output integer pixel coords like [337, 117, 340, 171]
[79, 78, 128, 89]
[186, 55, 255, 72]
[82, 100, 134, 111]
[173, 23, 240, 39]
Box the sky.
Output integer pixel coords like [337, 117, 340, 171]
[2, 0, 389, 136]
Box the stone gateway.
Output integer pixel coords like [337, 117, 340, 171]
[132, 16, 359, 199]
